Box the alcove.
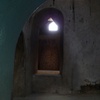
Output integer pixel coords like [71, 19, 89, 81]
[31, 8, 64, 75]
[13, 7, 64, 96]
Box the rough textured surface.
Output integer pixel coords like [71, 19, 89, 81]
[18, 0, 100, 95]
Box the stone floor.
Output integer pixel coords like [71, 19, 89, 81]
[14, 93, 100, 100]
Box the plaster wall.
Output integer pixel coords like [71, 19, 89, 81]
[21, 0, 100, 94]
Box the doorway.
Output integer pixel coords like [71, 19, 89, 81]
[31, 8, 64, 75]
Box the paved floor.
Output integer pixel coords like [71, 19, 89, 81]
[14, 93, 100, 100]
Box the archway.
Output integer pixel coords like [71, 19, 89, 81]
[31, 8, 64, 75]
[13, 7, 64, 95]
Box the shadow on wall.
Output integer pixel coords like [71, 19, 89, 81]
[13, 32, 26, 97]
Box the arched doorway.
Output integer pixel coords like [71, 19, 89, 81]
[31, 8, 64, 75]
[13, 7, 64, 95]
